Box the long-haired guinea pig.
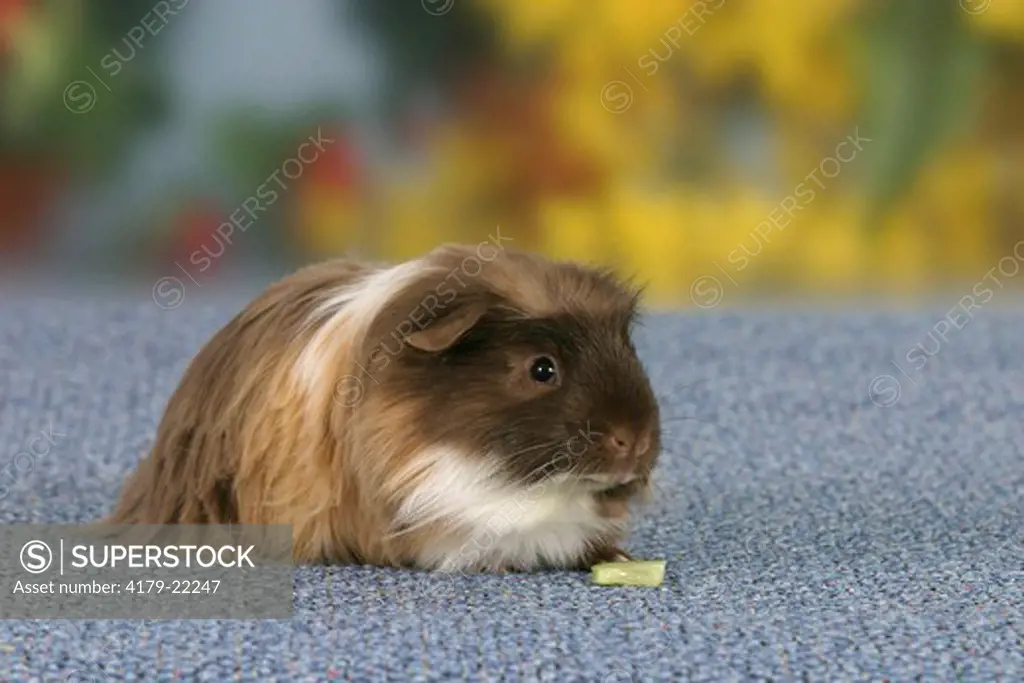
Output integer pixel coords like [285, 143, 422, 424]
[110, 240, 661, 572]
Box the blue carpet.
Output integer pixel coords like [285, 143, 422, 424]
[0, 287, 1021, 681]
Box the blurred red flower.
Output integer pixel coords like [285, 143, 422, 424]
[170, 201, 228, 276]
[0, 0, 28, 58]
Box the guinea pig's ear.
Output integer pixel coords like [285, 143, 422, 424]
[404, 298, 489, 352]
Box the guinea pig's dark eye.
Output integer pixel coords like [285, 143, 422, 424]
[528, 356, 557, 384]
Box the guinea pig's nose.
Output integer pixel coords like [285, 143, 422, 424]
[605, 427, 635, 459]
[605, 427, 653, 460]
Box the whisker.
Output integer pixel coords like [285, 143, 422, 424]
[656, 441, 717, 472]
[557, 465, 601, 495]
[504, 438, 565, 459]
[504, 452, 572, 491]
[665, 378, 713, 394]
[659, 415, 716, 425]
[385, 438, 566, 540]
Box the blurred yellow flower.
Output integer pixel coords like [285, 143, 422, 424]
[2, 9, 65, 132]
[916, 143, 996, 223]
[753, 0, 859, 117]
[295, 187, 363, 257]
[605, 183, 692, 304]
[427, 125, 507, 203]
[536, 197, 609, 265]
[678, 0, 860, 118]
[965, 2, 1024, 42]
[550, 75, 672, 178]
[377, 174, 457, 262]
[874, 204, 934, 294]
[478, 0, 581, 52]
[485, 0, 706, 62]
[690, 188, 797, 281]
[791, 198, 869, 291]
[342, 0, 1021, 306]
[591, 0, 697, 59]
[910, 141, 1000, 279]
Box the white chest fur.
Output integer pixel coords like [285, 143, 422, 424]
[394, 451, 623, 572]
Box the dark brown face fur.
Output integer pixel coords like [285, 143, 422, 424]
[362, 248, 662, 496]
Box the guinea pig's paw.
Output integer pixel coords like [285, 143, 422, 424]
[599, 547, 634, 563]
[492, 562, 535, 575]
[572, 544, 634, 570]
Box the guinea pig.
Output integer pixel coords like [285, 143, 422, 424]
[109, 239, 662, 572]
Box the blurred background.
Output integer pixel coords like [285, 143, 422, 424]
[1, 0, 1023, 308]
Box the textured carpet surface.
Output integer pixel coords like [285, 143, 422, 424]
[0, 288, 1022, 682]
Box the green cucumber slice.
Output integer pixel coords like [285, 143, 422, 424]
[591, 560, 666, 586]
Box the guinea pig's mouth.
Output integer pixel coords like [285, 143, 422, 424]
[571, 472, 640, 494]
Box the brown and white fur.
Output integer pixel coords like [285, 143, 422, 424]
[110, 241, 662, 572]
